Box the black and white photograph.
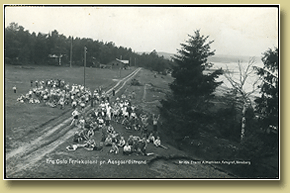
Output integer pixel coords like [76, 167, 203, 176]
[4, 5, 279, 179]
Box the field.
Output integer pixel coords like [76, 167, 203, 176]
[5, 65, 135, 152]
[4, 64, 235, 179]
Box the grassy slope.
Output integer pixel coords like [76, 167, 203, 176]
[5, 64, 135, 151]
[6, 67, 226, 178]
[130, 69, 278, 178]
[7, 69, 233, 179]
[5, 64, 277, 178]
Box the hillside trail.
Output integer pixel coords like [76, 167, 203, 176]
[142, 84, 160, 104]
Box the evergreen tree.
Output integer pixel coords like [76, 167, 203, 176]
[160, 30, 223, 142]
[255, 47, 279, 134]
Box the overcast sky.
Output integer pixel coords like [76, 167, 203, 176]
[5, 6, 278, 57]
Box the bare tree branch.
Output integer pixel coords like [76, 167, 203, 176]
[223, 58, 262, 141]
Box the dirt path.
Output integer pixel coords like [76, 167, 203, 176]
[5, 68, 142, 178]
[142, 84, 160, 104]
[5, 67, 235, 179]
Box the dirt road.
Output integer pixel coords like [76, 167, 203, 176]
[5, 67, 234, 179]
[5, 68, 142, 177]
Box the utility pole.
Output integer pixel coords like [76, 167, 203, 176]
[84, 46, 87, 88]
[70, 37, 73, 67]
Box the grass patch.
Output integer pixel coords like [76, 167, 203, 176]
[5, 64, 135, 150]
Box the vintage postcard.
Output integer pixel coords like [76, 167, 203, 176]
[4, 5, 279, 179]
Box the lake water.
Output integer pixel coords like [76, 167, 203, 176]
[211, 61, 264, 99]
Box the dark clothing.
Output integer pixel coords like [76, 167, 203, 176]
[91, 98, 94, 107]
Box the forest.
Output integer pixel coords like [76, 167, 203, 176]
[4, 22, 175, 73]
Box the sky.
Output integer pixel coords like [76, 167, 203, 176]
[4, 6, 278, 57]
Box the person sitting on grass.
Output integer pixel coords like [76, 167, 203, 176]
[34, 98, 40, 104]
[43, 94, 48, 102]
[71, 100, 77, 109]
[154, 136, 161, 147]
[73, 130, 86, 143]
[140, 114, 149, 128]
[17, 95, 25, 103]
[127, 135, 134, 146]
[83, 139, 96, 151]
[83, 138, 103, 151]
[109, 142, 119, 154]
[66, 143, 86, 151]
[29, 97, 34, 104]
[78, 116, 85, 129]
[97, 115, 104, 129]
[131, 119, 139, 131]
[111, 130, 119, 143]
[147, 133, 155, 143]
[89, 121, 98, 131]
[137, 137, 147, 156]
[130, 110, 137, 120]
[117, 136, 126, 147]
[123, 117, 130, 130]
[58, 97, 65, 109]
[80, 101, 85, 111]
[131, 136, 140, 152]
[123, 142, 132, 155]
[86, 128, 94, 139]
[28, 89, 33, 97]
[107, 124, 114, 134]
[104, 135, 113, 146]
[46, 100, 57, 108]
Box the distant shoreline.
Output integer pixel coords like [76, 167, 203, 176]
[137, 51, 263, 64]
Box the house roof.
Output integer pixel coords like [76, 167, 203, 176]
[116, 58, 129, 64]
[49, 54, 63, 58]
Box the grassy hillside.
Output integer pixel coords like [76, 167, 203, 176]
[5, 64, 135, 151]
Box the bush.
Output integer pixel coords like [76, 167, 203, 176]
[130, 78, 142, 86]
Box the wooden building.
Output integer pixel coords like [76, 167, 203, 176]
[106, 58, 130, 69]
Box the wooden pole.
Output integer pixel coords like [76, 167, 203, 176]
[70, 37, 73, 67]
[84, 46, 87, 88]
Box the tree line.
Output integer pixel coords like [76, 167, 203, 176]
[5, 22, 175, 73]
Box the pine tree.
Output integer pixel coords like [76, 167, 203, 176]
[255, 47, 279, 134]
[160, 30, 223, 141]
